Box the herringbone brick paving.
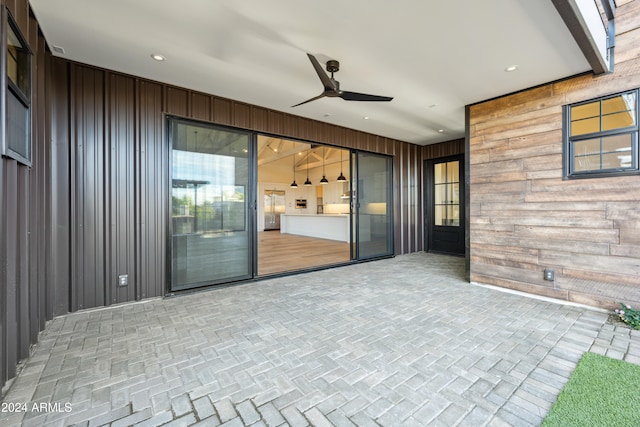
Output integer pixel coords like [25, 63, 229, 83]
[1, 253, 639, 426]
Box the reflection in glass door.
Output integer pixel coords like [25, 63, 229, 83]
[352, 152, 394, 259]
[169, 119, 252, 291]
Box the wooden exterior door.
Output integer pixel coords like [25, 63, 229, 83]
[426, 155, 465, 255]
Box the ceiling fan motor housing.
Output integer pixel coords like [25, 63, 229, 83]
[326, 60, 340, 73]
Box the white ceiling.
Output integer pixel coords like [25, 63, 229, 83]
[30, 0, 592, 146]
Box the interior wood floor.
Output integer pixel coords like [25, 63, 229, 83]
[258, 231, 351, 276]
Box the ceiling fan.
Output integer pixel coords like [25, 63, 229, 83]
[292, 53, 393, 107]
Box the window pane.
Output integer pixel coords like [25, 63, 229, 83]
[602, 134, 632, 153]
[6, 90, 29, 161]
[602, 111, 635, 131]
[7, 23, 30, 96]
[602, 93, 636, 115]
[602, 152, 631, 170]
[571, 117, 600, 136]
[574, 154, 600, 172]
[571, 102, 599, 121]
[574, 138, 601, 156]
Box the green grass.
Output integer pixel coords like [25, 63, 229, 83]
[542, 352, 640, 426]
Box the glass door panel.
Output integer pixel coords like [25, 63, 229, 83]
[352, 152, 393, 259]
[170, 119, 252, 291]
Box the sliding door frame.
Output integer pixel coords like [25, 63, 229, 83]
[351, 150, 395, 261]
[166, 116, 257, 293]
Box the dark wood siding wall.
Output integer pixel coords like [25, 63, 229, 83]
[0, 0, 47, 386]
[468, 0, 640, 309]
[1, 0, 462, 391]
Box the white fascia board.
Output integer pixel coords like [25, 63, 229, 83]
[570, 0, 610, 73]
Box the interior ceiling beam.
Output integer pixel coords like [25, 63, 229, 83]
[258, 146, 307, 166]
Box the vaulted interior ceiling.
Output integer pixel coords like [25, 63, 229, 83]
[30, 0, 595, 145]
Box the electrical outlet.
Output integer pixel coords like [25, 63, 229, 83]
[543, 269, 555, 281]
[118, 274, 128, 287]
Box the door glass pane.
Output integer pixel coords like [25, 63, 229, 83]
[356, 152, 393, 259]
[451, 183, 460, 204]
[171, 121, 251, 290]
[447, 206, 460, 226]
[434, 184, 445, 206]
[434, 163, 447, 184]
[447, 161, 459, 182]
[434, 206, 445, 226]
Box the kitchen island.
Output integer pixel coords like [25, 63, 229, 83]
[280, 214, 350, 242]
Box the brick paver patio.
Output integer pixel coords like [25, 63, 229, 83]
[1, 253, 639, 426]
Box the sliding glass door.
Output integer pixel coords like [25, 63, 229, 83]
[169, 119, 253, 291]
[352, 152, 394, 259]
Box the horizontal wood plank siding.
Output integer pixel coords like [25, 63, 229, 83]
[469, 0, 640, 309]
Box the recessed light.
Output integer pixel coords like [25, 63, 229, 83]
[429, 104, 438, 108]
[52, 45, 65, 54]
[151, 53, 165, 61]
[438, 129, 445, 133]
[505, 65, 518, 72]
[363, 116, 370, 120]
[323, 113, 332, 118]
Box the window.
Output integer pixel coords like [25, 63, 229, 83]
[1, 8, 31, 166]
[564, 89, 639, 178]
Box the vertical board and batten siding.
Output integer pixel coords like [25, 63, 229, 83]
[0, 0, 47, 385]
[469, 0, 640, 308]
[54, 62, 427, 314]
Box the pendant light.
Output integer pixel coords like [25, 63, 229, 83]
[303, 149, 312, 186]
[337, 149, 347, 182]
[320, 146, 329, 185]
[290, 155, 298, 188]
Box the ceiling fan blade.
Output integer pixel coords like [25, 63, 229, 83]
[339, 91, 393, 102]
[307, 53, 336, 91]
[291, 93, 327, 107]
